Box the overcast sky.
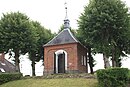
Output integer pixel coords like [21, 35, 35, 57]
[0, 0, 129, 33]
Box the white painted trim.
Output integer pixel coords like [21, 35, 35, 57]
[67, 29, 78, 42]
[55, 50, 67, 73]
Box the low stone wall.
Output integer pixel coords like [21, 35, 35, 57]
[34, 73, 96, 79]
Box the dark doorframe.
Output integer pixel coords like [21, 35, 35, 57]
[58, 52, 65, 73]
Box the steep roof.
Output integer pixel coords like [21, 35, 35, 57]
[44, 29, 79, 46]
[0, 59, 15, 72]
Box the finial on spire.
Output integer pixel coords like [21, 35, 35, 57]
[64, 2, 68, 19]
[64, 2, 70, 29]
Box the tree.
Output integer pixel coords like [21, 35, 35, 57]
[28, 21, 53, 76]
[0, 12, 33, 72]
[77, 29, 95, 74]
[0, 28, 7, 53]
[78, 0, 130, 68]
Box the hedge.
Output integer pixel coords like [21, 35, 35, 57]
[97, 68, 129, 87]
[0, 73, 22, 85]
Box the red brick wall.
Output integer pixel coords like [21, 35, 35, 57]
[44, 43, 87, 74]
[77, 43, 88, 73]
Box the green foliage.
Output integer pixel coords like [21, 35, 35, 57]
[78, 0, 130, 67]
[78, 0, 130, 53]
[0, 12, 35, 72]
[96, 68, 129, 87]
[0, 12, 54, 72]
[0, 73, 22, 85]
[0, 12, 32, 53]
[28, 21, 53, 61]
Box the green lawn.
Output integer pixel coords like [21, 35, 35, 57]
[0, 78, 98, 87]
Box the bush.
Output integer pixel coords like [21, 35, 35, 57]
[97, 68, 129, 87]
[0, 73, 22, 85]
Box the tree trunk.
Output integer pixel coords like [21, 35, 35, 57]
[88, 47, 94, 74]
[31, 52, 36, 76]
[14, 50, 20, 72]
[103, 53, 110, 68]
[112, 47, 116, 67]
[32, 59, 36, 76]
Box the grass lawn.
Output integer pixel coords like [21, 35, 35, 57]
[0, 78, 98, 87]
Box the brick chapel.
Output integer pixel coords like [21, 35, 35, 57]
[43, 6, 88, 74]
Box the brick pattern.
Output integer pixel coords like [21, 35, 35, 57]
[77, 43, 88, 73]
[44, 43, 88, 74]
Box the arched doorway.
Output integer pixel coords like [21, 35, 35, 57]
[58, 53, 65, 73]
[54, 50, 67, 73]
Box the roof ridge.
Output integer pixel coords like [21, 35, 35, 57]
[67, 29, 87, 49]
[44, 29, 79, 46]
[44, 29, 65, 46]
[67, 29, 78, 42]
